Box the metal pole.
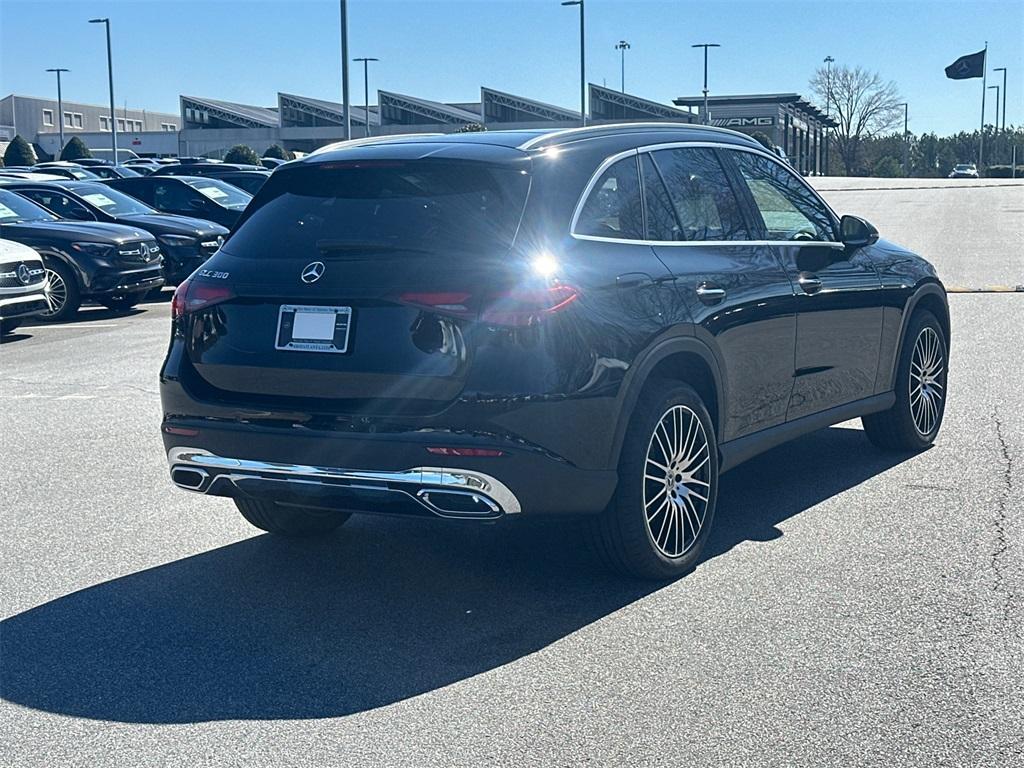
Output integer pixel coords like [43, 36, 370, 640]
[692, 43, 720, 125]
[46, 68, 69, 156]
[988, 85, 1000, 140]
[89, 19, 116, 161]
[616, 40, 630, 93]
[993, 67, 1007, 132]
[354, 57, 378, 138]
[824, 56, 834, 176]
[561, 1, 585, 126]
[979, 42, 988, 167]
[579, 1, 586, 126]
[897, 102, 908, 175]
[340, 0, 351, 140]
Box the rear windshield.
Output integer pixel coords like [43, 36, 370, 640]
[223, 160, 530, 258]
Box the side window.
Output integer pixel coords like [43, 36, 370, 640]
[574, 155, 643, 240]
[20, 191, 84, 219]
[114, 180, 151, 203]
[732, 152, 835, 241]
[153, 181, 193, 210]
[640, 154, 681, 241]
[650, 147, 749, 241]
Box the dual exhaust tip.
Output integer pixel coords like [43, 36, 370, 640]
[170, 465, 503, 519]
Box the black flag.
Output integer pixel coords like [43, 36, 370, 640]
[945, 49, 986, 80]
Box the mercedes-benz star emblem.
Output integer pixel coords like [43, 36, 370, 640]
[301, 261, 326, 284]
[16, 264, 32, 285]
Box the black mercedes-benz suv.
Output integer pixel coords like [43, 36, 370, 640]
[162, 124, 949, 579]
[5, 180, 227, 283]
[0, 188, 163, 320]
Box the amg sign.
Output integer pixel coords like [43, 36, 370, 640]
[712, 116, 776, 128]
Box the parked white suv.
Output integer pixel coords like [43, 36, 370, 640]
[0, 238, 48, 335]
[948, 163, 979, 179]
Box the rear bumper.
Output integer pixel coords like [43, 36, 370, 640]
[161, 417, 618, 517]
[169, 447, 520, 519]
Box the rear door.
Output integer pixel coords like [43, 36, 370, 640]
[724, 149, 883, 419]
[645, 146, 797, 442]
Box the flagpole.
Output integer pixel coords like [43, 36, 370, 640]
[979, 42, 988, 167]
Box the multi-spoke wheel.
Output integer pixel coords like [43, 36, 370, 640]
[591, 381, 719, 580]
[39, 260, 81, 322]
[909, 327, 944, 436]
[643, 405, 712, 559]
[863, 309, 947, 451]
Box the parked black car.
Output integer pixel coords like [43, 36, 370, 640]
[0, 237, 49, 334]
[151, 162, 264, 177]
[0, 188, 163, 320]
[4, 180, 227, 283]
[162, 125, 949, 579]
[77, 165, 142, 180]
[207, 170, 271, 196]
[104, 175, 252, 229]
[32, 163, 101, 180]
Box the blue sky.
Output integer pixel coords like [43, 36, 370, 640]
[1, 0, 1020, 136]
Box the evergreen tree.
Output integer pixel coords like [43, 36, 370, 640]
[223, 144, 261, 165]
[60, 136, 93, 162]
[3, 135, 36, 166]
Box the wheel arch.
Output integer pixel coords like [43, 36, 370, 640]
[35, 247, 87, 291]
[608, 335, 725, 469]
[889, 281, 950, 386]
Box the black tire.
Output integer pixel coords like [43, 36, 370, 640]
[862, 309, 947, 451]
[234, 497, 350, 537]
[590, 381, 719, 580]
[0, 319, 22, 335]
[40, 259, 81, 322]
[100, 292, 146, 312]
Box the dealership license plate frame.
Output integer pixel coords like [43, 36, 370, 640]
[275, 304, 353, 354]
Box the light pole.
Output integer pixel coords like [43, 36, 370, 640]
[823, 56, 834, 175]
[340, 0, 351, 140]
[992, 67, 1007, 132]
[353, 57, 378, 138]
[988, 85, 1000, 138]
[45, 68, 69, 156]
[561, 1, 586, 126]
[88, 18, 117, 162]
[691, 43, 720, 125]
[615, 40, 630, 93]
[897, 102, 909, 175]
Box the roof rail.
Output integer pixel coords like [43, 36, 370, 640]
[517, 121, 759, 150]
[308, 133, 446, 156]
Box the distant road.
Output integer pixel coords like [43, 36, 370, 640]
[810, 176, 1023, 290]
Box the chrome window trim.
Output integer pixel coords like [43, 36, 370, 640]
[569, 140, 843, 247]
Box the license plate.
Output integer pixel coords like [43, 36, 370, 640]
[275, 304, 352, 353]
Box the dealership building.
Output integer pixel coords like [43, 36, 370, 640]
[672, 93, 837, 175]
[3, 88, 833, 174]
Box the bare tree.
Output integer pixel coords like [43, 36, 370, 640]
[810, 65, 903, 174]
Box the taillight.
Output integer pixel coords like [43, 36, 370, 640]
[171, 278, 235, 318]
[396, 285, 579, 327]
[480, 285, 580, 326]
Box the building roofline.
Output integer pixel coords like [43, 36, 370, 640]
[1, 93, 178, 118]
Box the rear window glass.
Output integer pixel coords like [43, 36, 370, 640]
[224, 160, 530, 258]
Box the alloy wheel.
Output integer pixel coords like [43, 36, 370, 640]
[643, 405, 712, 558]
[909, 326, 945, 436]
[42, 268, 67, 317]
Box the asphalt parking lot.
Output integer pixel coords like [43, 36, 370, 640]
[1, 179, 1022, 765]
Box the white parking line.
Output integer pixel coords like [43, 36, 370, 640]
[30, 323, 121, 330]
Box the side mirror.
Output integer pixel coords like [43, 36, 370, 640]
[840, 215, 879, 248]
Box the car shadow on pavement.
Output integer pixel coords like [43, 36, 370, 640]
[0, 426, 911, 724]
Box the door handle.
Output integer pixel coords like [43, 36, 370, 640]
[798, 272, 823, 294]
[695, 282, 727, 304]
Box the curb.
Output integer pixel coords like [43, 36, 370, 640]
[946, 286, 1024, 293]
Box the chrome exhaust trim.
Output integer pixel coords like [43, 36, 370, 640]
[167, 446, 521, 516]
